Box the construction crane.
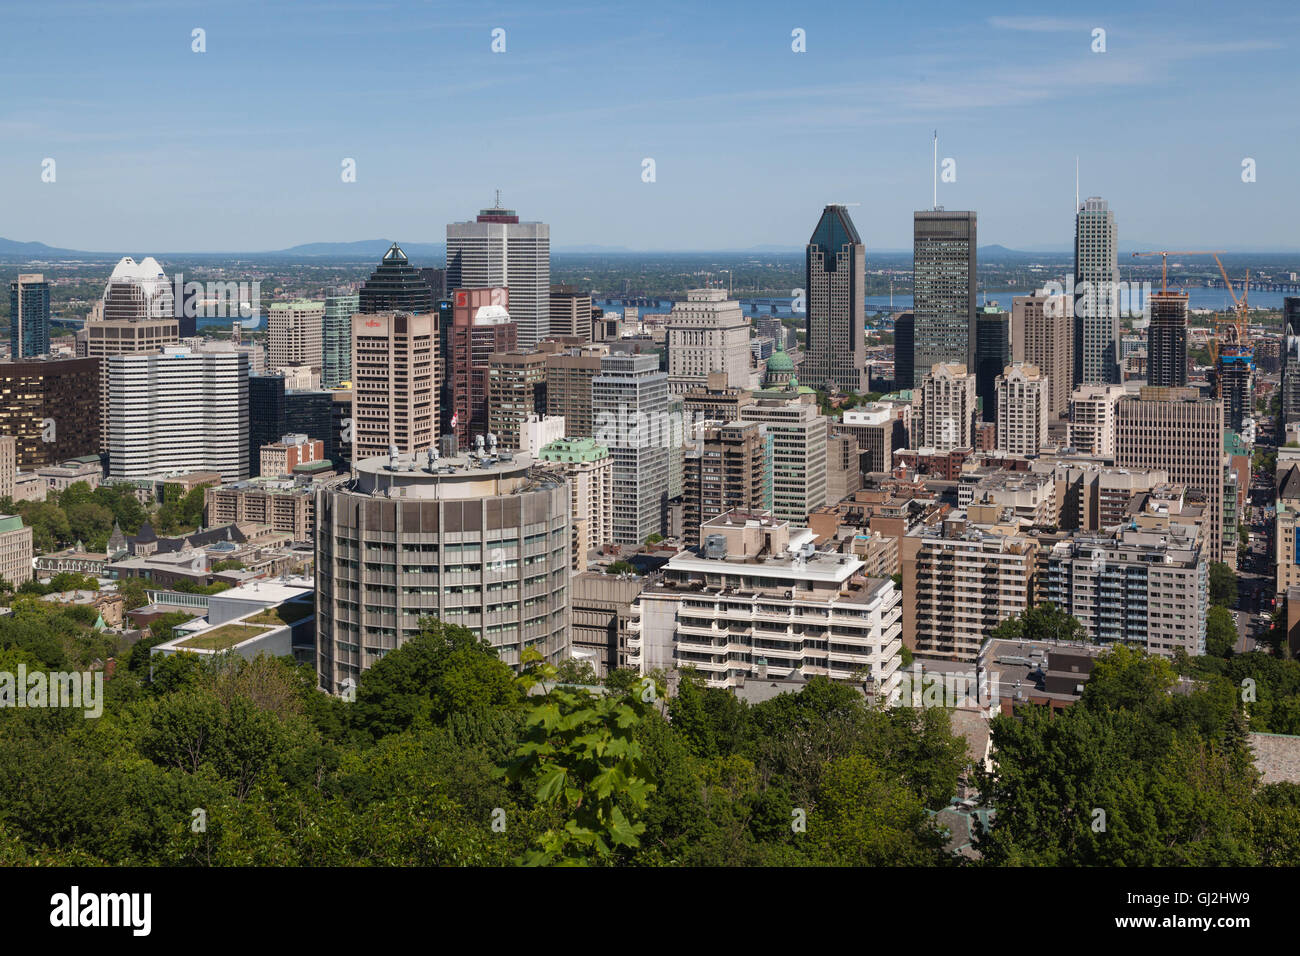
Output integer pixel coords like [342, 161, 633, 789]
[1130, 250, 1249, 363]
[1130, 250, 1223, 294]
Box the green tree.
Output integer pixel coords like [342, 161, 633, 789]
[505, 651, 661, 865]
[1209, 562, 1238, 607]
[1206, 606, 1238, 658]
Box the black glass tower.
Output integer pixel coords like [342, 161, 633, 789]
[974, 306, 1010, 423]
[893, 312, 914, 395]
[249, 374, 287, 476]
[359, 244, 435, 314]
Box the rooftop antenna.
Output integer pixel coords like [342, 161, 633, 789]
[933, 131, 938, 210]
[494, 188, 502, 208]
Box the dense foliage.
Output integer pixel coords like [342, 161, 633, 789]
[3, 607, 1299, 866]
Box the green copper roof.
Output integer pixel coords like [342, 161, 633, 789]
[538, 437, 610, 463]
[766, 347, 794, 373]
[0, 515, 24, 534]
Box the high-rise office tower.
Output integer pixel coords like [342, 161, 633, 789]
[1147, 292, 1189, 388]
[249, 374, 287, 476]
[487, 350, 547, 451]
[739, 390, 827, 524]
[351, 311, 436, 460]
[1283, 297, 1300, 424]
[682, 421, 772, 546]
[285, 390, 336, 460]
[1115, 387, 1225, 562]
[448, 288, 517, 447]
[446, 196, 550, 348]
[974, 305, 1010, 423]
[268, 299, 324, 373]
[912, 210, 977, 384]
[359, 244, 435, 314]
[322, 291, 359, 388]
[1074, 197, 1121, 385]
[549, 285, 593, 341]
[106, 347, 249, 481]
[418, 267, 446, 302]
[666, 288, 752, 395]
[87, 256, 181, 451]
[9, 274, 50, 359]
[592, 353, 670, 544]
[544, 344, 608, 438]
[802, 204, 867, 393]
[893, 312, 914, 394]
[0, 357, 100, 466]
[995, 363, 1049, 456]
[1012, 293, 1074, 419]
[914, 363, 976, 451]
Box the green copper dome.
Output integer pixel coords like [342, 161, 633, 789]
[767, 347, 794, 373]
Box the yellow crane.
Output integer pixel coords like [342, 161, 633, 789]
[1130, 250, 1249, 363]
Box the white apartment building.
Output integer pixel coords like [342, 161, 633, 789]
[1068, 384, 1126, 457]
[537, 437, 613, 572]
[106, 347, 249, 482]
[995, 363, 1049, 456]
[665, 288, 752, 395]
[914, 363, 976, 451]
[630, 511, 903, 702]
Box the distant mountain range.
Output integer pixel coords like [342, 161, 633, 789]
[1, 237, 1295, 261]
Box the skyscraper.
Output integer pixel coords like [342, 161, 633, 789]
[739, 389, 827, 524]
[106, 348, 249, 481]
[1147, 292, 1189, 388]
[359, 244, 435, 314]
[267, 299, 325, 374]
[995, 363, 1049, 456]
[86, 256, 181, 452]
[1012, 293, 1074, 419]
[682, 421, 772, 545]
[1115, 388, 1225, 562]
[593, 352, 670, 545]
[446, 196, 550, 348]
[912, 210, 977, 384]
[1282, 297, 1300, 424]
[974, 305, 1010, 423]
[665, 288, 752, 395]
[802, 204, 867, 393]
[351, 311, 436, 460]
[893, 312, 914, 394]
[9, 274, 50, 359]
[322, 291, 359, 388]
[487, 350, 547, 452]
[914, 363, 976, 451]
[1074, 197, 1121, 386]
[549, 285, 593, 341]
[448, 288, 517, 447]
[0, 357, 100, 466]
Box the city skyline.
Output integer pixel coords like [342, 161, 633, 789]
[2, 2, 1297, 253]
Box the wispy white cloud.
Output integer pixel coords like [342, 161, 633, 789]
[988, 16, 1096, 32]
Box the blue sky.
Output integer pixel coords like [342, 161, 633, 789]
[2, 0, 1298, 252]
